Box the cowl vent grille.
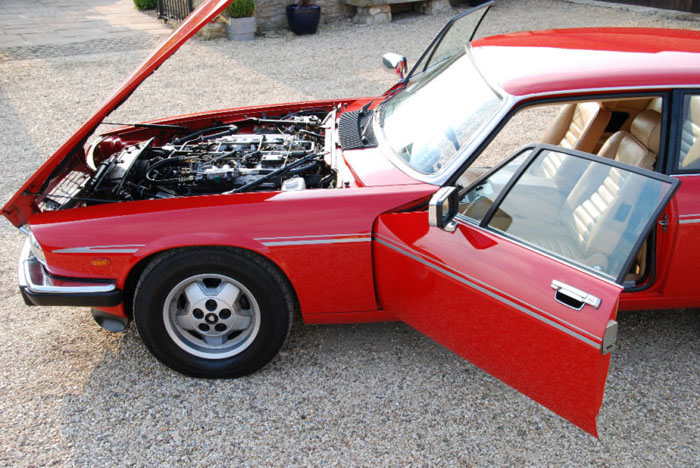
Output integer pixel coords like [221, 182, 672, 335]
[338, 110, 377, 150]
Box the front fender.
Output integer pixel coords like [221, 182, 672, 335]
[28, 183, 437, 317]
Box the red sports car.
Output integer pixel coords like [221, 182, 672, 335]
[4, 0, 699, 436]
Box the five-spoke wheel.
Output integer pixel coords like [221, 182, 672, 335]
[134, 248, 292, 378]
[163, 274, 261, 359]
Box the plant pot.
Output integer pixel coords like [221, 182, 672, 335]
[286, 5, 321, 36]
[226, 16, 256, 41]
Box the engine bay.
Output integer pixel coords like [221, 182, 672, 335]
[40, 110, 335, 210]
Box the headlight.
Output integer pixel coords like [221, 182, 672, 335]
[28, 230, 47, 265]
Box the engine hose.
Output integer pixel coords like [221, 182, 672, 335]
[196, 126, 239, 142]
[145, 156, 191, 182]
[298, 129, 324, 139]
[228, 152, 324, 194]
[171, 125, 237, 145]
[288, 161, 318, 175]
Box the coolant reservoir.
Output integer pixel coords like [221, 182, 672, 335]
[281, 177, 306, 191]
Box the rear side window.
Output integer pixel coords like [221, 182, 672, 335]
[676, 94, 700, 171]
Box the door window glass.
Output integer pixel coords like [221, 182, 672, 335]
[458, 150, 530, 225]
[458, 147, 677, 282]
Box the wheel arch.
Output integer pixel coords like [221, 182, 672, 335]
[121, 245, 301, 321]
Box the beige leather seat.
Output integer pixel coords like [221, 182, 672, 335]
[505, 161, 642, 274]
[539, 102, 611, 187]
[458, 101, 611, 189]
[542, 102, 612, 154]
[679, 96, 700, 170]
[597, 109, 661, 170]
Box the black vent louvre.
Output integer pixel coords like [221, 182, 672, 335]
[338, 110, 377, 150]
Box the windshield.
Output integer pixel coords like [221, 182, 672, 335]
[379, 53, 502, 175]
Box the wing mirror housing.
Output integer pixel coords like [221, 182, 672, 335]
[382, 53, 408, 81]
[428, 186, 459, 232]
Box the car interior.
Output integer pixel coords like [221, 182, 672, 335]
[457, 96, 669, 287]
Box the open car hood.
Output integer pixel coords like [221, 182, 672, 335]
[2, 0, 232, 227]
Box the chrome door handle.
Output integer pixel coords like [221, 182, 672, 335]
[551, 280, 601, 310]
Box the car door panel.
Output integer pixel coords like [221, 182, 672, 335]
[374, 213, 619, 436]
[657, 175, 700, 303]
[373, 144, 679, 436]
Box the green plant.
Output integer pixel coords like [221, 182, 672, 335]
[226, 0, 255, 18]
[133, 0, 156, 10]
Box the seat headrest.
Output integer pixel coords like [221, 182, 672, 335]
[630, 110, 662, 154]
[689, 95, 700, 121]
[646, 97, 663, 113]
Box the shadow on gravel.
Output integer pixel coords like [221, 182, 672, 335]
[60, 308, 698, 466]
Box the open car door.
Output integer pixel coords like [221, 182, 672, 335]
[374, 144, 679, 436]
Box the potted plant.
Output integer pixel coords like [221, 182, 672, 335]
[225, 0, 256, 41]
[286, 0, 321, 36]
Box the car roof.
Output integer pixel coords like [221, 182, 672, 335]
[470, 28, 700, 97]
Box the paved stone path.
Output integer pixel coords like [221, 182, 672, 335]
[0, 0, 170, 60]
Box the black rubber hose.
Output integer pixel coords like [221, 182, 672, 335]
[288, 161, 318, 175]
[171, 125, 237, 145]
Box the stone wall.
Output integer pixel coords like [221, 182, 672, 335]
[255, 0, 353, 32]
[191, 0, 447, 36]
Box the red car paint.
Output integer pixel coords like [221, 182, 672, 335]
[470, 28, 700, 96]
[4, 0, 700, 436]
[373, 213, 621, 437]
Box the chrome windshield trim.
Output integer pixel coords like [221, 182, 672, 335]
[19, 239, 117, 295]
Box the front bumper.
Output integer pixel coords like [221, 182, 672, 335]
[18, 239, 122, 307]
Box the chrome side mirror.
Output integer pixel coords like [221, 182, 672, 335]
[428, 186, 459, 232]
[382, 53, 408, 81]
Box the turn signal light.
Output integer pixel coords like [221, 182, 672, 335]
[90, 258, 111, 267]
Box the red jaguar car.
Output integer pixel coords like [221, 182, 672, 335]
[4, 0, 699, 436]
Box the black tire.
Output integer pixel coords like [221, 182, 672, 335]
[133, 247, 293, 378]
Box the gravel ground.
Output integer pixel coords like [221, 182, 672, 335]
[1, 1, 699, 466]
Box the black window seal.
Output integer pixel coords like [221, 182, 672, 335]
[668, 88, 700, 175]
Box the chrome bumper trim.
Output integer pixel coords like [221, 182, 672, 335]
[18, 239, 118, 296]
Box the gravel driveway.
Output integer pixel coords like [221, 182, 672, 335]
[0, 1, 698, 466]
